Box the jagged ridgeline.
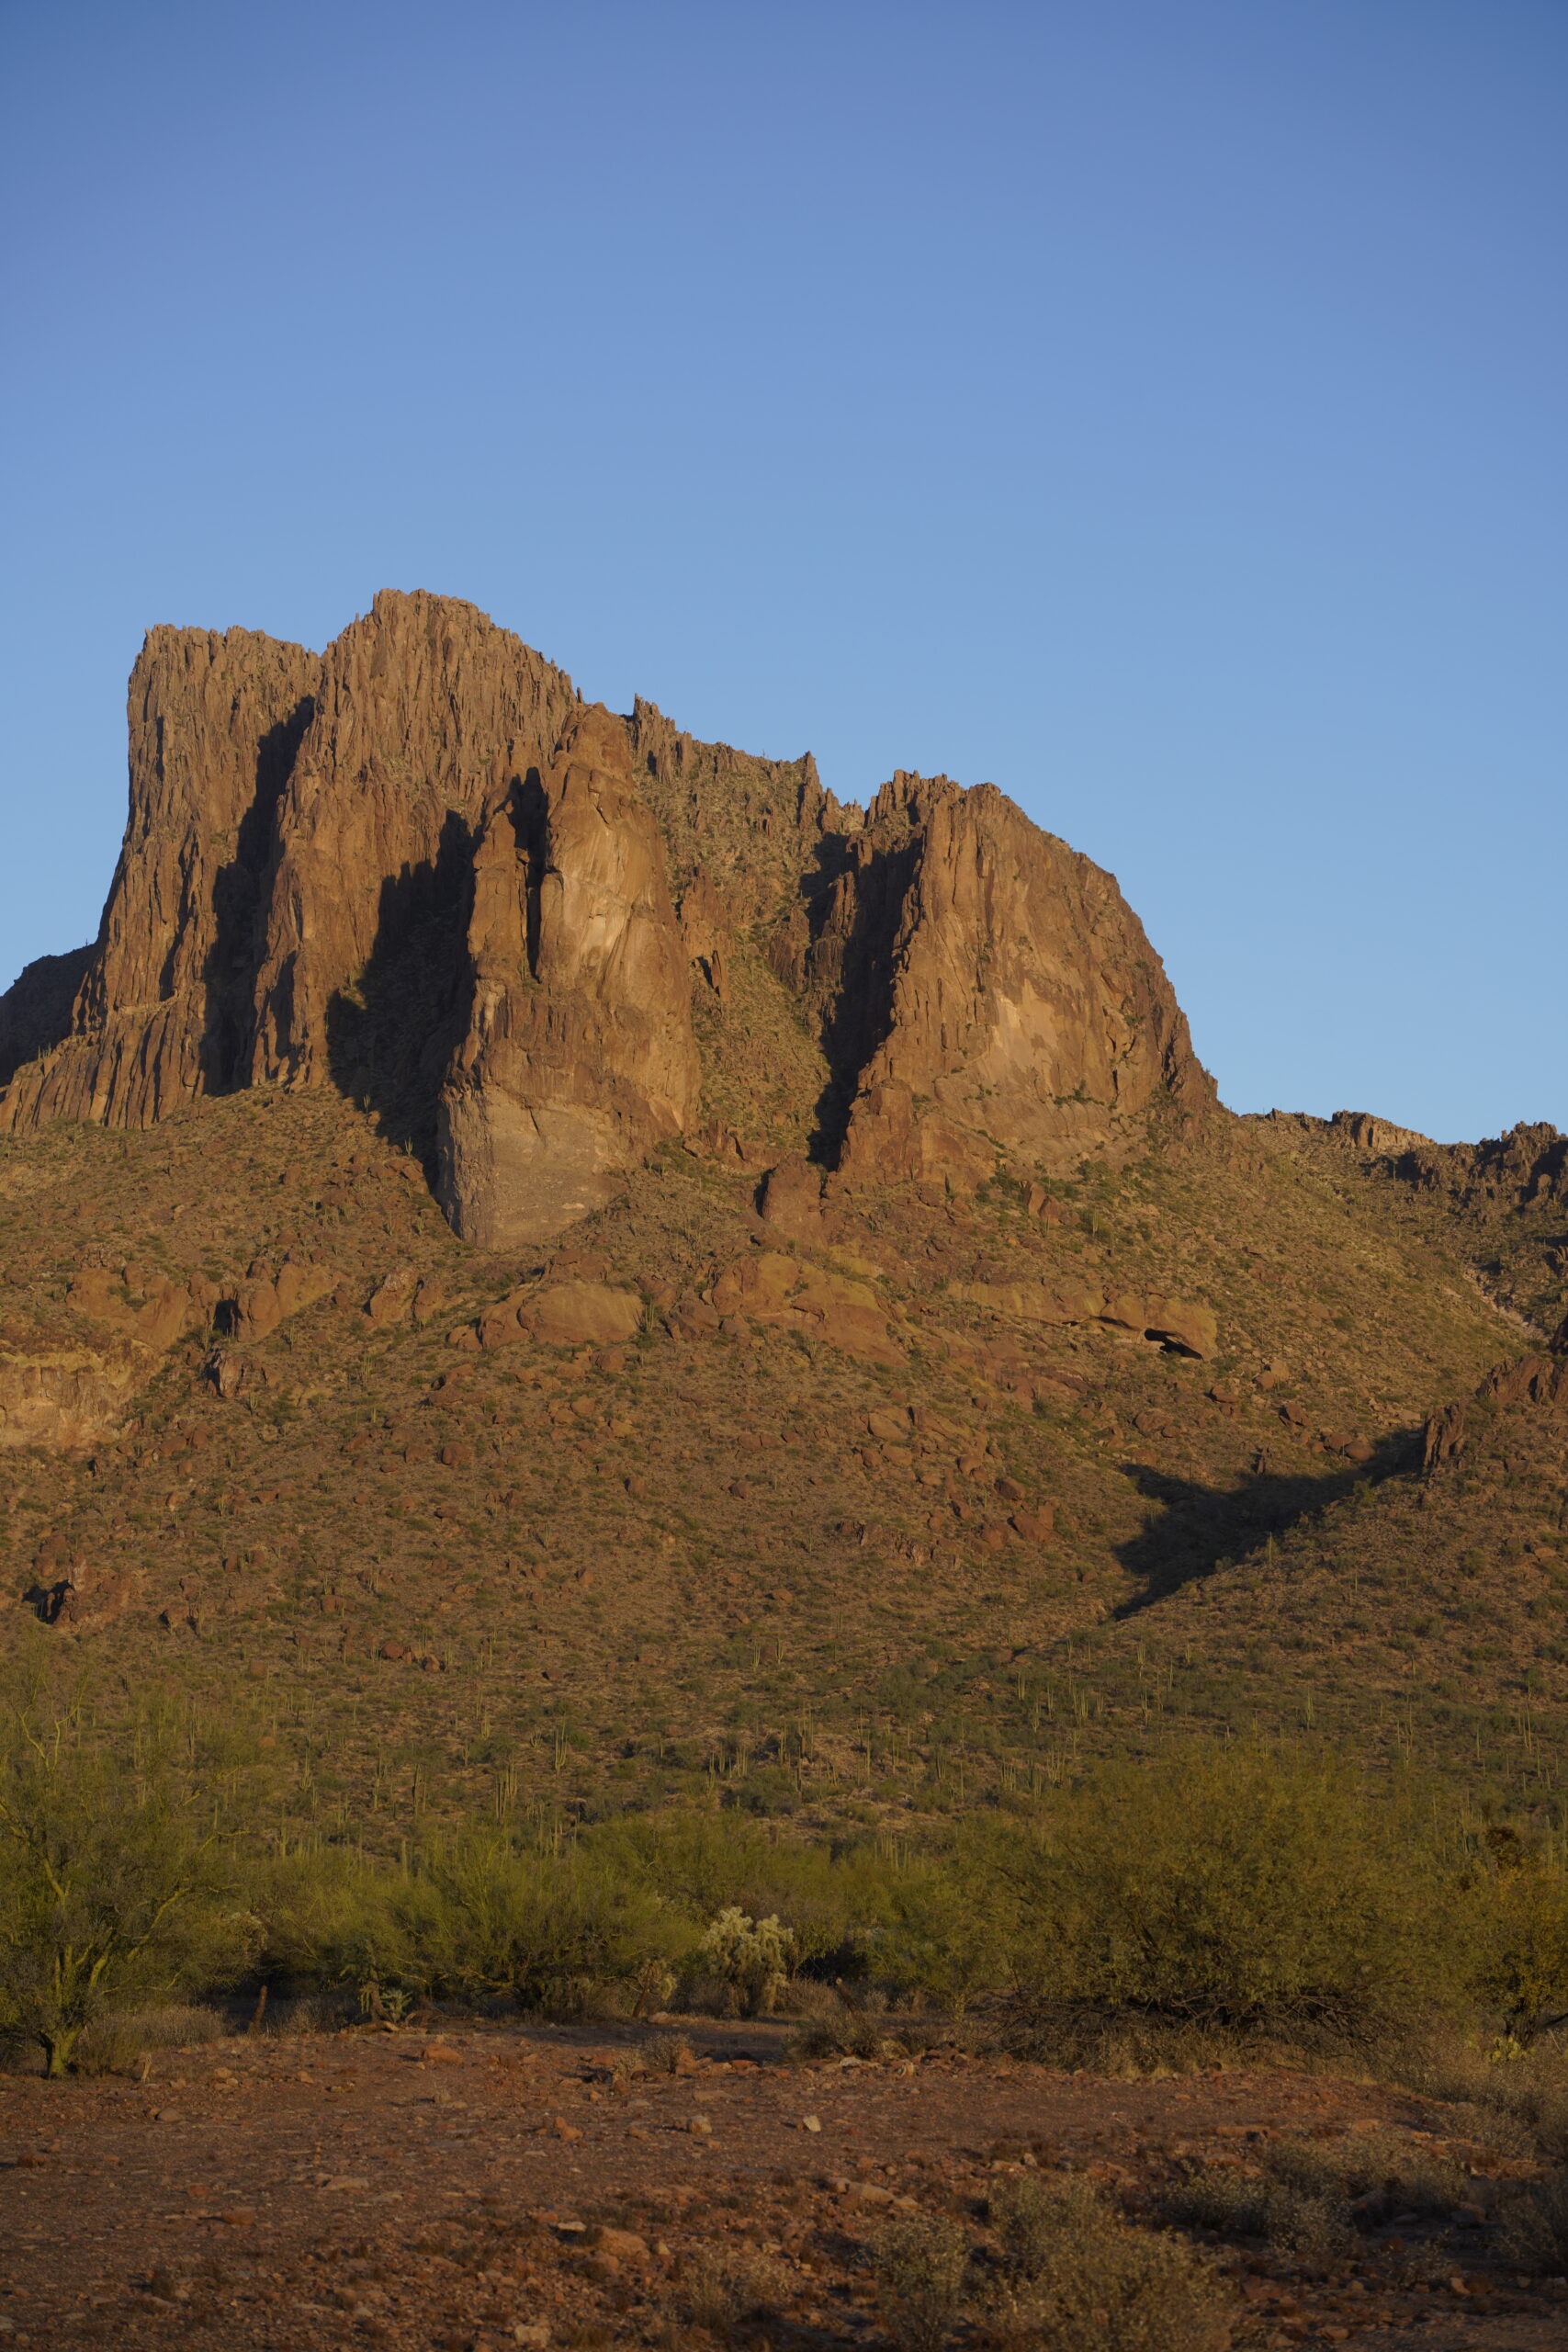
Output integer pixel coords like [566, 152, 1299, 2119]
[0, 589, 1211, 1242]
[1, 591, 1565, 1812]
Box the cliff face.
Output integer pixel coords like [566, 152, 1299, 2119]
[437, 707, 702, 1249]
[0, 592, 1213, 1238]
[0, 625, 318, 1129]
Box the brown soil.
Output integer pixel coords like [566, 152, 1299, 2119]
[2, 2027, 1563, 2350]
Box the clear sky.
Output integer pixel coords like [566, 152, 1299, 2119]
[1, 1, 1562, 1145]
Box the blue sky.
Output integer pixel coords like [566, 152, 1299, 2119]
[2, 0, 1562, 1143]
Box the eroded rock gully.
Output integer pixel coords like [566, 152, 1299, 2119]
[0, 591, 1213, 1247]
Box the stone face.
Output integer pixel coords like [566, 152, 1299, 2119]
[818, 774, 1213, 1188]
[249, 591, 580, 1111]
[0, 625, 318, 1133]
[437, 707, 700, 1249]
[953, 1275, 1216, 1358]
[0, 592, 1215, 1250]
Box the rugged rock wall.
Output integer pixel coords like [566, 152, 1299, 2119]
[794, 772, 1211, 1187]
[0, 625, 318, 1128]
[437, 707, 701, 1249]
[0, 591, 1213, 1239]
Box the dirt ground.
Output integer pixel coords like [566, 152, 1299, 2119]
[3, 2020, 1565, 2349]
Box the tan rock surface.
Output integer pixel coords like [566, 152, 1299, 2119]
[525, 1280, 645, 1348]
[437, 707, 700, 1248]
[827, 773, 1213, 1187]
[0, 1323, 149, 1451]
[0, 624, 318, 1133]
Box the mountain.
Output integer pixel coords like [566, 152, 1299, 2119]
[0, 592, 1562, 1836]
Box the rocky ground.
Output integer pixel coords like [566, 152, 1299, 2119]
[3, 2021, 1565, 2350]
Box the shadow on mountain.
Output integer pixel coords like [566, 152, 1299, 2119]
[200, 695, 315, 1091]
[324, 809, 477, 1162]
[795, 830, 921, 1164]
[0, 944, 95, 1087]
[1111, 1426, 1421, 1618]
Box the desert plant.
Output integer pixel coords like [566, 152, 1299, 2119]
[637, 2029, 694, 2074]
[695, 1905, 795, 2015]
[977, 2181, 1234, 2352]
[1166, 2154, 1357, 2260]
[997, 1746, 1448, 2047]
[0, 1708, 252, 2076]
[680, 2242, 792, 2338]
[874, 2211, 971, 2352]
[1496, 2169, 1568, 2274]
[1470, 1862, 1568, 2041]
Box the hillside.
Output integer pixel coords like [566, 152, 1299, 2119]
[1, 592, 1564, 1843]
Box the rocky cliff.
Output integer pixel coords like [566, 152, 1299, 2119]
[0, 592, 1213, 1241]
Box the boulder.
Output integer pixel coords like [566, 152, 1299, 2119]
[758, 1154, 828, 1239]
[526, 1280, 643, 1348]
[366, 1266, 420, 1328]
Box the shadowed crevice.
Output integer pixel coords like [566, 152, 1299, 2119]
[324, 809, 479, 1162]
[200, 695, 315, 1091]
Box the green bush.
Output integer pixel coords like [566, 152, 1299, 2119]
[1468, 1861, 1568, 2041]
[990, 1746, 1449, 2045]
[257, 1834, 694, 2016]
[0, 1709, 251, 2075]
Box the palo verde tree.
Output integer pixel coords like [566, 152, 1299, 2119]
[0, 1696, 250, 2076]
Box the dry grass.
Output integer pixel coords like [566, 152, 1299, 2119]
[637, 2030, 694, 2075]
[1387, 2028, 1568, 2162]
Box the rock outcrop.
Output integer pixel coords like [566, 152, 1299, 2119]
[799, 774, 1211, 1189]
[437, 707, 700, 1249]
[0, 626, 318, 1129]
[0, 592, 1214, 1247]
[0, 1323, 148, 1452]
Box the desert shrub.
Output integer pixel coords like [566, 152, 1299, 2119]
[976, 2180, 1233, 2352]
[0, 1707, 252, 2076]
[992, 1747, 1449, 2046]
[1496, 2168, 1568, 2274]
[694, 1906, 795, 2015]
[1468, 1862, 1568, 2041]
[873, 2211, 971, 2352]
[258, 1835, 694, 2015]
[878, 1857, 1016, 2016]
[584, 1807, 897, 1975]
[1162, 2156, 1355, 2261]
[1164, 2129, 1460, 2257]
[637, 2030, 694, 2074]
[1268, 2127, 1465, 2222]
[680, 2242, 793, 2337]
[1392, 2030, 1568, 2161]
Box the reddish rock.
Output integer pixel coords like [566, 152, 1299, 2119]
[526, 1280, 644, 1348]
[758, 1154, 828, 1239]
[366, 1266, 419, 1329]
[809, 772, 1212, 1189]
[0, 592, 1213, 1254]
[0, 625, 317, 1132]
[438, 706, 701, 1249]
